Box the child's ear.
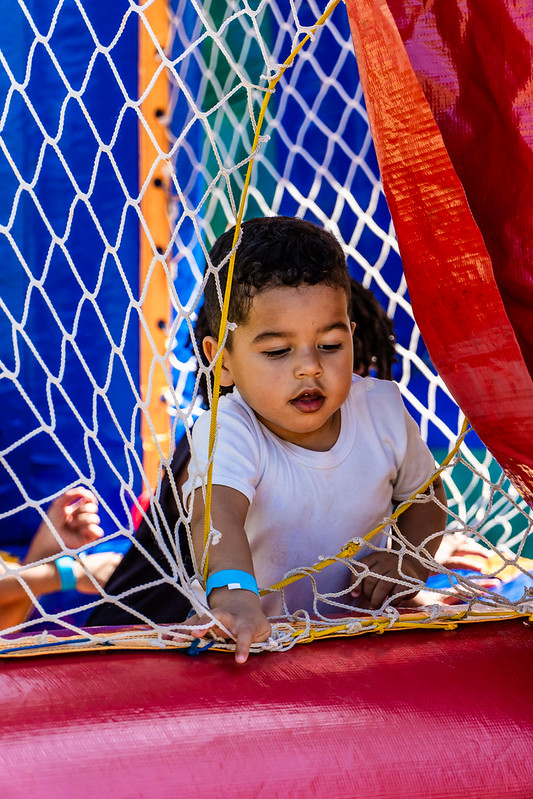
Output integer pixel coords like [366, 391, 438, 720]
[202, 336, 235, 387]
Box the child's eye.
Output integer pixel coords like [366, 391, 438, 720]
[263, 348, 290, 358]
[319, 343, 342, 352]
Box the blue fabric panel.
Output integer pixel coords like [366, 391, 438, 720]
[0, 1, 140, 551]
[426, 568, 533, 602]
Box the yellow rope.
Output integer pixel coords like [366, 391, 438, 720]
[199, 1, 474, 621]
[281, 607, 531, 645]
[202, 0, 344, 581]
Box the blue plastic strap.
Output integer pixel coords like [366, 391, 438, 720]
[55, 556, 77, 592]
[186, 639, 215, 657]
[205, 569, 259, 597]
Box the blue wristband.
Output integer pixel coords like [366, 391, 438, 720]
[55, 556, 77, 592]
[205, 569, 259, 597]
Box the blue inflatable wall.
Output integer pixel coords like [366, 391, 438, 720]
[0, 1, 140, 552]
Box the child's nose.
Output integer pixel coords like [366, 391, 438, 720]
[295, 350, 323, 378]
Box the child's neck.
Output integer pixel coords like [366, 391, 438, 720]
[256, 407, 342, 452]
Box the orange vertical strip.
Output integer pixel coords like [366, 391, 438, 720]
[138, 1, 171, 488]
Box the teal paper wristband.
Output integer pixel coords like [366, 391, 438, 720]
[205, 569, 259, 597]
[55, 556, 77, 592]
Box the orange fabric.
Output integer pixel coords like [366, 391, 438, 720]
[138, 1, 172, 487]
[345, 0, 533, 506]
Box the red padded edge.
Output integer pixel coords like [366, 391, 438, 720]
[1, 621, 532, 798]
[345, 0, 533, 505]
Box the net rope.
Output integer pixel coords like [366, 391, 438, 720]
[0, 0, 531, 657]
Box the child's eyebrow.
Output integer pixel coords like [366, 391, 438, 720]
[251, 330, 291, 344]
[252, 321, 350, 344]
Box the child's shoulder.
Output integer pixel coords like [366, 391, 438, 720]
[350, 374, 402, 401]
[349, 375, 407, 426]
[192, 389, 260, 437]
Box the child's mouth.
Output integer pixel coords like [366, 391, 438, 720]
[290, 390, 325, 413]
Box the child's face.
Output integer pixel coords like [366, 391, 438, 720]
[206, 283, 355, 451]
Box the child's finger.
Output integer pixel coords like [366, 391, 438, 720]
[234, 618, 271, 664]
[234, 637, 252, 663]
[361, 574, 394, 609]
[66, 500, 104, 542]
[71, 501, 99, 517]
[67, 502, 99, 525]
[80, 524, 104, 542]
[189, 616, 224, 639]
[62, 487, 98, 509]
[185, 609, 235, 641]
[161, 616, 208, 644]
[360, 573, 417, 609]
[70, 511, 102, 536]
[388, 583, 418, 606]
[234, 625, 257, 664]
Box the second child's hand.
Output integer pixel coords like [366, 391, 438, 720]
[187, 588, 271, 664]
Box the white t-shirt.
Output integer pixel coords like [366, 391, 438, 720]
[183, 376, 435, 616]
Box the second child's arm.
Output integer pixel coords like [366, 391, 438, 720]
[356, 476, 447, 609]
[189, 485, 271, 663]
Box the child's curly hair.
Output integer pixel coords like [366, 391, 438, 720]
[203, 216, 351, 345]
[350, 280, 397, 380]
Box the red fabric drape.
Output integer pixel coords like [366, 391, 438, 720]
[387, 0, 533, 376]
[345, 0, 533, 506]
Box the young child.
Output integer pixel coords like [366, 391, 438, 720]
[183, 216, 447, 663]
[86, 278, 405, 628]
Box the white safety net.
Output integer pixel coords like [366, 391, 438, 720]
[0, 0, 531, 657]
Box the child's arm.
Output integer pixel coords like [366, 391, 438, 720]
[0, 489, 113, 629]
[189, 485, 271, 663]
[355, 476, 447, 609]
[0, 552, 122, 629]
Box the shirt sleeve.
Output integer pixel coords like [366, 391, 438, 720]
[181, 398, 262, 508]
[392, 403, 436, 501]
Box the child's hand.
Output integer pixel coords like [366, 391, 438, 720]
[47, 488, 103, 548]
[188, 588, 271, 664]
[350, 550, 427, 609]
[25, 488, 104, 564]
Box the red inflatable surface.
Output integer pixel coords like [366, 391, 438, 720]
[1, 620, 532, 798]
[346, 0, 533, 505]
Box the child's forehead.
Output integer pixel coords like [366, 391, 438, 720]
[243, 283, 350, 327]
